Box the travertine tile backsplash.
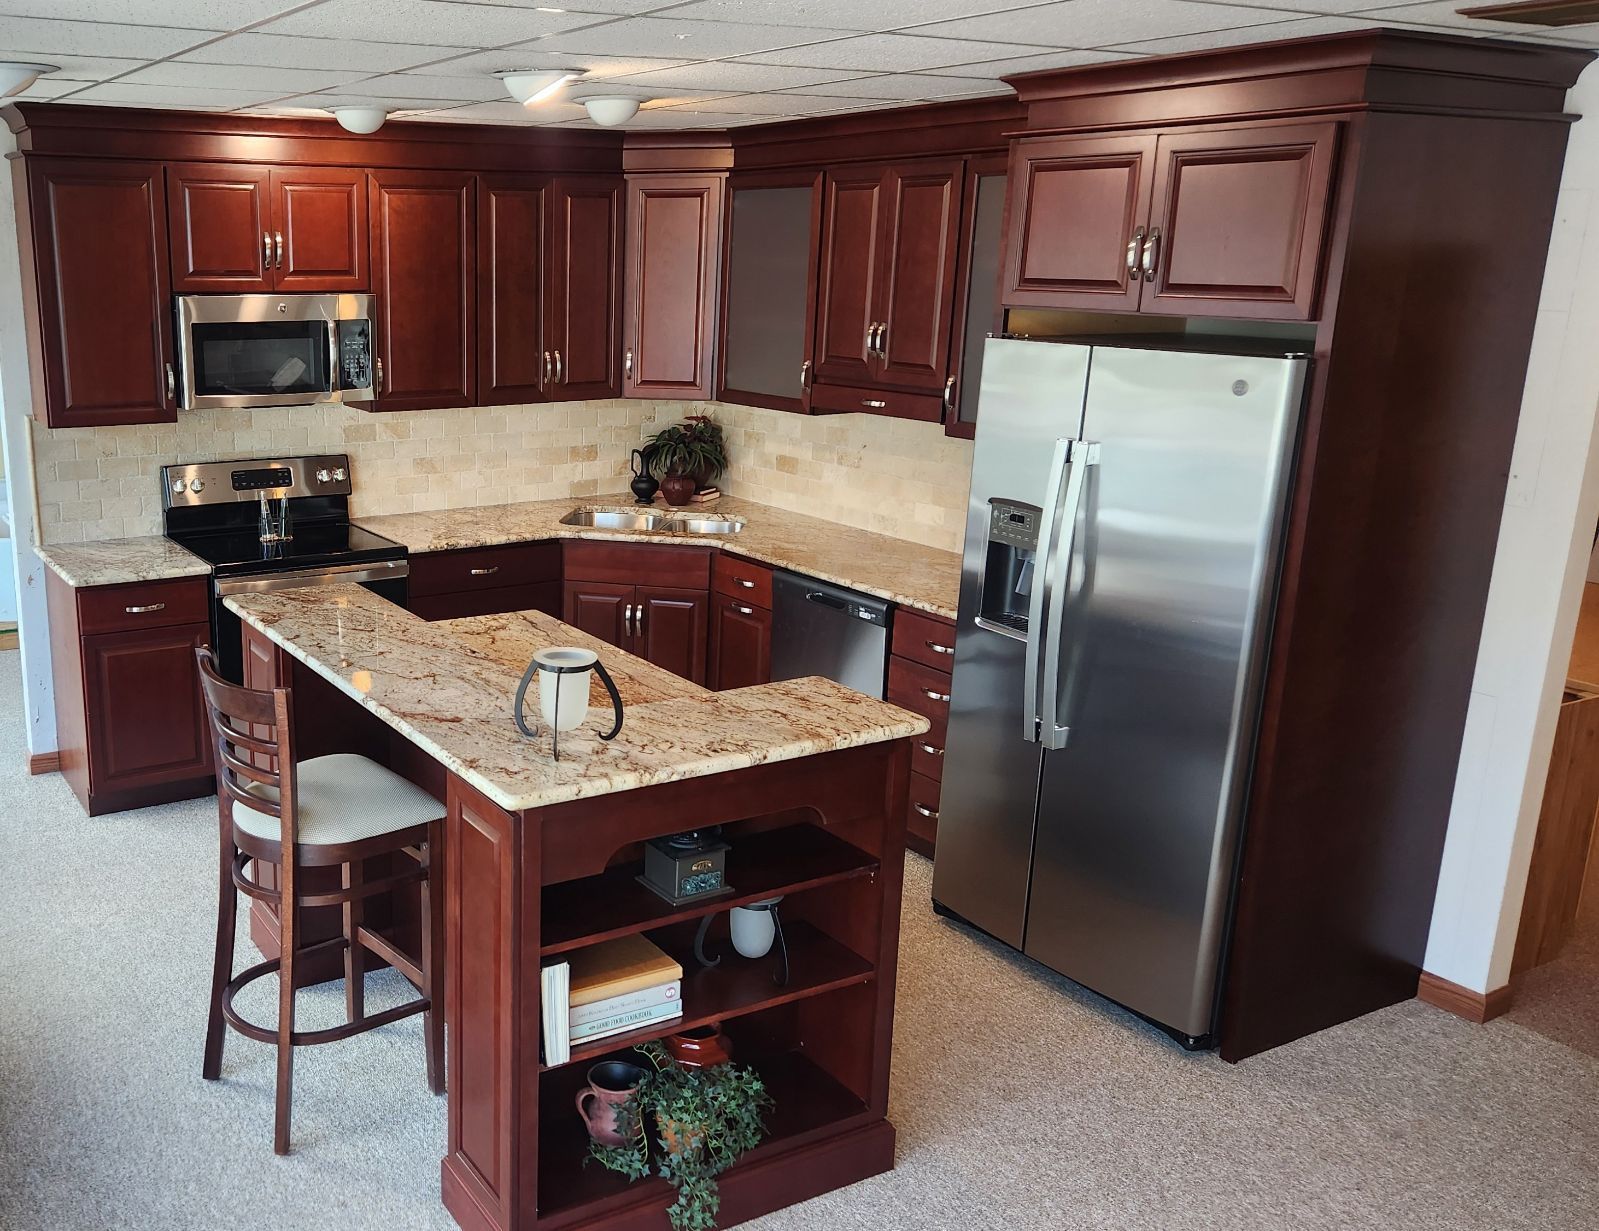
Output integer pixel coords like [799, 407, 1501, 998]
[30, 399, 974, 554]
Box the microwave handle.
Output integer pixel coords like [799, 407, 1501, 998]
[327, 318, 341, 393]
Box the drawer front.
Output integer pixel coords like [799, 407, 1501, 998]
[907, 770, 942, 849]
[78, 577, 210, 635]
[892, 607, 957, 672]
[408, 541, 560, 597]
[911, 731, 946, 783]
[809, 380, 943, 423]
[713, 552, 773, 608]
[563, 539, 713, 588]
[887, 654, 949, 745]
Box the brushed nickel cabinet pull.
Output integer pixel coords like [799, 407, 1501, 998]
[1141, 226, 1161, 281]
[625, 348, 633, 380]
[164, 363, 175, 401]
[923, 688, 951, 703]
[734, 604, 754, 616]
[943, 375, 956, 413]
[736, 578, 755, 589]
[864, 321, 878, 356]
[554, 349, 563, 384]
[468, 566, 499, 577]
[125, 602, 166, 614]
[263, 231, 273, 270]
[876, 321, 888, 356]
[925, 640, 954, 655]
[635, 602, 644, 637]
[1126, 225, 1145, 277]
[543, 351, 552, 385]
[623, 602, 634, 637]
[862, 398, 887, 409]
[374, 357, 384, 391]
[274, 231, 284, 268]
[913, 803, 939, 820]
[920, 742, 944, 757]
[800, 358, 812, 390]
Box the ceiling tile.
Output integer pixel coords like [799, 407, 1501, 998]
[528, 15, 858, 59]
[120, 61, 368, 94]
[408, 98, 592, 124]
[179, 32, 475, 72]
[323, 72, 506, 102]
[467, 0, 685, 10]
[736, 31, 1050, 71]
[1177, 0, 1390, 10]
[662, 0, 1059, 33]
[652, 90, 841, 113]
[779, 72, 1006, 98]
[403, 47, 687, 79]
[256, 0, 609, 47]
[279, 89, 491, 111]
[60, 81, 291, 109]
[604, 61, 871, 92]
[0, 0, 307, 27]
[922, 47, 1143, 75]
[1110, 12, 1435, 53]
[14, 52, 149, 84]
[0, 15, 213, 59]
[913, 0, 1300, 48]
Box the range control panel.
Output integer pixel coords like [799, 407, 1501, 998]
[162, 454, 353, 507]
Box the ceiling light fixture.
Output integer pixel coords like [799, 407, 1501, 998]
[495, 68, 583, 106]
[576, 95, 643, 127]
[332, 107, 388, 134]
[0, 62, 57, 97]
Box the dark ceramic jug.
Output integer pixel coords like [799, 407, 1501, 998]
[630, 448, 659, 504]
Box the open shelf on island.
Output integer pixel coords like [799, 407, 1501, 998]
[540, 823, 878, 957]
[544, 918, 874, 1072]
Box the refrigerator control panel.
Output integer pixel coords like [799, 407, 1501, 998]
[989, 501, 1040, 552]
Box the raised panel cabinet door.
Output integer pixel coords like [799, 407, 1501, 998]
[1000, 134, 1156, 311]
[562, 580, 634, 650]
[477, 175, 548, 406]
[812, 166, 884, 387]
[709, 595, 772, 691]
[369, 170, 475, 410]
[624, 174, 724, 399]
[1141, 123, 1339, 321]
[546, 176, 621, 401]
[25, 158, 176, 427]
[945, 162, 1008, 439]
[875, 159, 964, 393]
[82, 624, 213, 792]
[635, 586, 709, 685]
[166, 162, 273, 293]
[271, 166, 368, 292]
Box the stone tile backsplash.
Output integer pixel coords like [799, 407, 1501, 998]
[30, 398, 974, 554]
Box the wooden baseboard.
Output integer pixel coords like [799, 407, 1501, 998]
[1417, 971, 1514, 1023]
[27, 751, 60, 775]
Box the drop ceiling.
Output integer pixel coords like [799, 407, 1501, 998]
[7, 0, 1597, 130]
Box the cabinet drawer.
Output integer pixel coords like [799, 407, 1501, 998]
[886, 654, 950, 745]
[78, 578, 210, 635]
[713, 552, 773, 608]
[809, 380, 943, 423]
[911, 731, 946, 783]
[892, 607, 957, 673]
[907, 770, 942, 851]
[563, 539, 712, 588]
[408, 542, 560, 597]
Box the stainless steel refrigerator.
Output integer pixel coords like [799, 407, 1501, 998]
[931, 337, 1308, 1047]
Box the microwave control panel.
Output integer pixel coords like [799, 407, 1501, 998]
[337, 319, 373, 392]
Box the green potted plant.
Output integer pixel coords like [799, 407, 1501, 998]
[587, 1038, 772, 1231]
[644, 415, 728, 506]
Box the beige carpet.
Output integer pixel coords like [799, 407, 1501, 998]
[3, 648, 1599, 1230]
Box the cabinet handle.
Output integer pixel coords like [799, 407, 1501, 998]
[623, 602, 634, 637]
[262, 230, 273, 270]
[736, 578, 755, 589]
[913, 803, 939, 820]
[635, 602, 644, 637]
[274, 231, 284, 268]
[374, 357, 384, 391]
[543, 351, 552, 385]
[468, 566, 499, 577]
[923, 687, 951, 703]
[554, 349, 563, 384]
[942, 375, 956, 413]
[734, 604, 755, 615]
[625, 348, 633, 381]
[920, 742, 944, 757]
[876, 321, 888, 357]
[799, 359, 811, 391]
[1126, 225, 1146, 277]
[925, 640, 954, 655]
[863, 321, 878, 357]
[124, 602, 166, 614]
[862, 398, 887, 409]
[164, 363, 175, 401]
[1141, 226, 1161, 281]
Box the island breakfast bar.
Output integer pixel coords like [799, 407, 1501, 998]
[224, 585, 927, 1231]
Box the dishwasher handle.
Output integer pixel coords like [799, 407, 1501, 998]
[805, 589, 849, 611]
[795, 578, 892, 628]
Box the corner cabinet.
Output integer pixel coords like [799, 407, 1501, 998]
[623, 173, 725, 400]
[19, 158, 176, 428]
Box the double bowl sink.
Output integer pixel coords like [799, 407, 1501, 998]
[560, 507, 746, 535]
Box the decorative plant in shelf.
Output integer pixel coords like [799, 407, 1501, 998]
[587, 1038, 772, 1231]
[643, 415, 728, 506]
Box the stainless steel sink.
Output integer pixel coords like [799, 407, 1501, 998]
[664, 515, 746, 535]
[559, 508, 673, 531]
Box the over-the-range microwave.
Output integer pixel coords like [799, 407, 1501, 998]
[175, 292, 376, 410]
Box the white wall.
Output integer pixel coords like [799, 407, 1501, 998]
[1424, 66, 1599, 993]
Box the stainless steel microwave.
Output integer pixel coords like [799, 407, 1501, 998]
[175, 293, 376, 410]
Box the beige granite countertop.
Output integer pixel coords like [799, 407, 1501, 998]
[354, 493, 961, 620]
[35, 535, 210, 588]
[226, 584, 929, 814]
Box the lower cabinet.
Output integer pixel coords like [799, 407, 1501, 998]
[562, 541, 713, 686]
[709, 553, 774, 690]
[886, 606, 957, 856]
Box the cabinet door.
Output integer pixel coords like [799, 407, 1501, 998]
[167, 163, 273, 293]
[624, 174, 724, 399]
[562, 580, 633, 650]
[547, 177, 621, 401]
[709, 595, 772, 691]
[82, 624, 213, 792]
[478, 175, 548, 406]
[1000, 134, 1156, 311]
[874, 159, 963, 393]
[945, 162, 1007, 439]
[1141, 123, 1338, 321]
[369, 170, 475, 410]
[812, 166, 884, 387]
[25, 158, 175, 427]
[635, 586, 709, 685]
[271, 166, 368, 292]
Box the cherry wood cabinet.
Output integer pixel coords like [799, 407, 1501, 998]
[546, 176, 622, 401]
[476, 175, 548, 406]
[408, 541, 562, 621]
[563, 579, 633, 647]
[624, 173, 725, 399]
[272, 167, 368, 292]
[709, 595, 773, 691]
[563, 541, 713, 685]
[369, 170, 475, 410]
[944, 157, 1007, 439]
[21, 157, 176, 428]
[874, 161, 964, 392]
[813, 165, 883, 389]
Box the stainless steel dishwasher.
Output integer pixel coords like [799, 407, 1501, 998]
[770, 571, 893, 698]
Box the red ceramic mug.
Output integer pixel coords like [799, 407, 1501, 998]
[574, 1060, 647, 1146]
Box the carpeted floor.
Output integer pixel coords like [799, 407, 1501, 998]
[4, 649, 1599, 1230]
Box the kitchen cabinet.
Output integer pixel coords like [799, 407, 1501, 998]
[369, 169, 475, 411]
[888, 607, 956, 856]
[1001, 123, 1338, 320]
[944, 157, 1007, 439]
[477, 175, 548, 406]
[167, 163, 367, 294]
[562, 541, 712, 685]
[709, 553, 774, 690]
[21, 157, 175, 428]
[624, 173, 724, 399]
[546, 176, 622, 401]
[408, 541, 561, 621]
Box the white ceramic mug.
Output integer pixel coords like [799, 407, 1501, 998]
[731, 897, 783, 958]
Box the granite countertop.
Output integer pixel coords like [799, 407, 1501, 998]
[226, 584, 929, 813]
[34, 535, 210, 588]
[355, 494, 962, 620]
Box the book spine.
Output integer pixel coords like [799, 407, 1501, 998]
[570, 981, 680, 1028]
[569, 999, 684, 1044]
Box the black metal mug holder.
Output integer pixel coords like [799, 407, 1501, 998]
[513, 653, 624, 761]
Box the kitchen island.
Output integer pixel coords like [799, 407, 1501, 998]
[226, 584, 926, 1231]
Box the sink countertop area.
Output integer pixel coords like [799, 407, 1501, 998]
[356, 493, 963, 619]
[226, 583, 929, 813]
[34, 535, 210, 588]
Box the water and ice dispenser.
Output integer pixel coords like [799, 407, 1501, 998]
[979, 499, 1040, 634]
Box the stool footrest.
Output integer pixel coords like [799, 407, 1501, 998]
[219, 949, 431, 1047]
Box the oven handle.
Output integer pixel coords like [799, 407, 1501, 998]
[215, 558, 409, 596]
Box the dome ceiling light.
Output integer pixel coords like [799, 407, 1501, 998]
[575, 95, 644, 126]
[495, 68, 583, 106]
[332, 107, 388, 134]
[0, 62, 57, 97]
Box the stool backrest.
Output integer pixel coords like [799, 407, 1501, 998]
[195, 645, 298, 848]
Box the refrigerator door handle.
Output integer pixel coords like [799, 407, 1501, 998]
[1039, 439, 1099, 750]
[1024, 437, 1074, 743]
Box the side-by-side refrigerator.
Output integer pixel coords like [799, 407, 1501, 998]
[930, 337, 1308, 1047]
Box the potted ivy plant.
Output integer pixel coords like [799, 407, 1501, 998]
[587, 1038, 772, 1231]
[644, 415, 728, 506]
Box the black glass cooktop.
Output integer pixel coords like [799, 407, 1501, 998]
[168, 521, 405, 577]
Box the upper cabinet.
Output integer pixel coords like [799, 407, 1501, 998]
[623, 173, 725, 400]
[546, 176, 622, 402]
[22, 158, 176, 428]
[1002, 123, 1339, 321]
[944, 158, 1007, 439]
[477, 174, 549, 406]
[167, 163, 367, 294]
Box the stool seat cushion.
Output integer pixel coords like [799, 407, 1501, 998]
[232, 753, 444, 847]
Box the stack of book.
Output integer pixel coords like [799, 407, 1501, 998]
[540, 934, 684, 1066]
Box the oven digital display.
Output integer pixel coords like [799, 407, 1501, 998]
[231, 467, 294, 492]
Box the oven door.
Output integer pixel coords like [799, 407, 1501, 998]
[176, 294, 373, 410]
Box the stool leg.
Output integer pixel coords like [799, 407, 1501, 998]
[274, 854, 297, 1156]
[203, 817, 236, 1081]
[342, 857, 364, 1025]
[422, 819, 445, 1095]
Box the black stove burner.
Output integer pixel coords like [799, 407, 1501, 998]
[169, 521, 405, 576]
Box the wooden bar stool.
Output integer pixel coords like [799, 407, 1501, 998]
[194, 645, 446, 1155]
